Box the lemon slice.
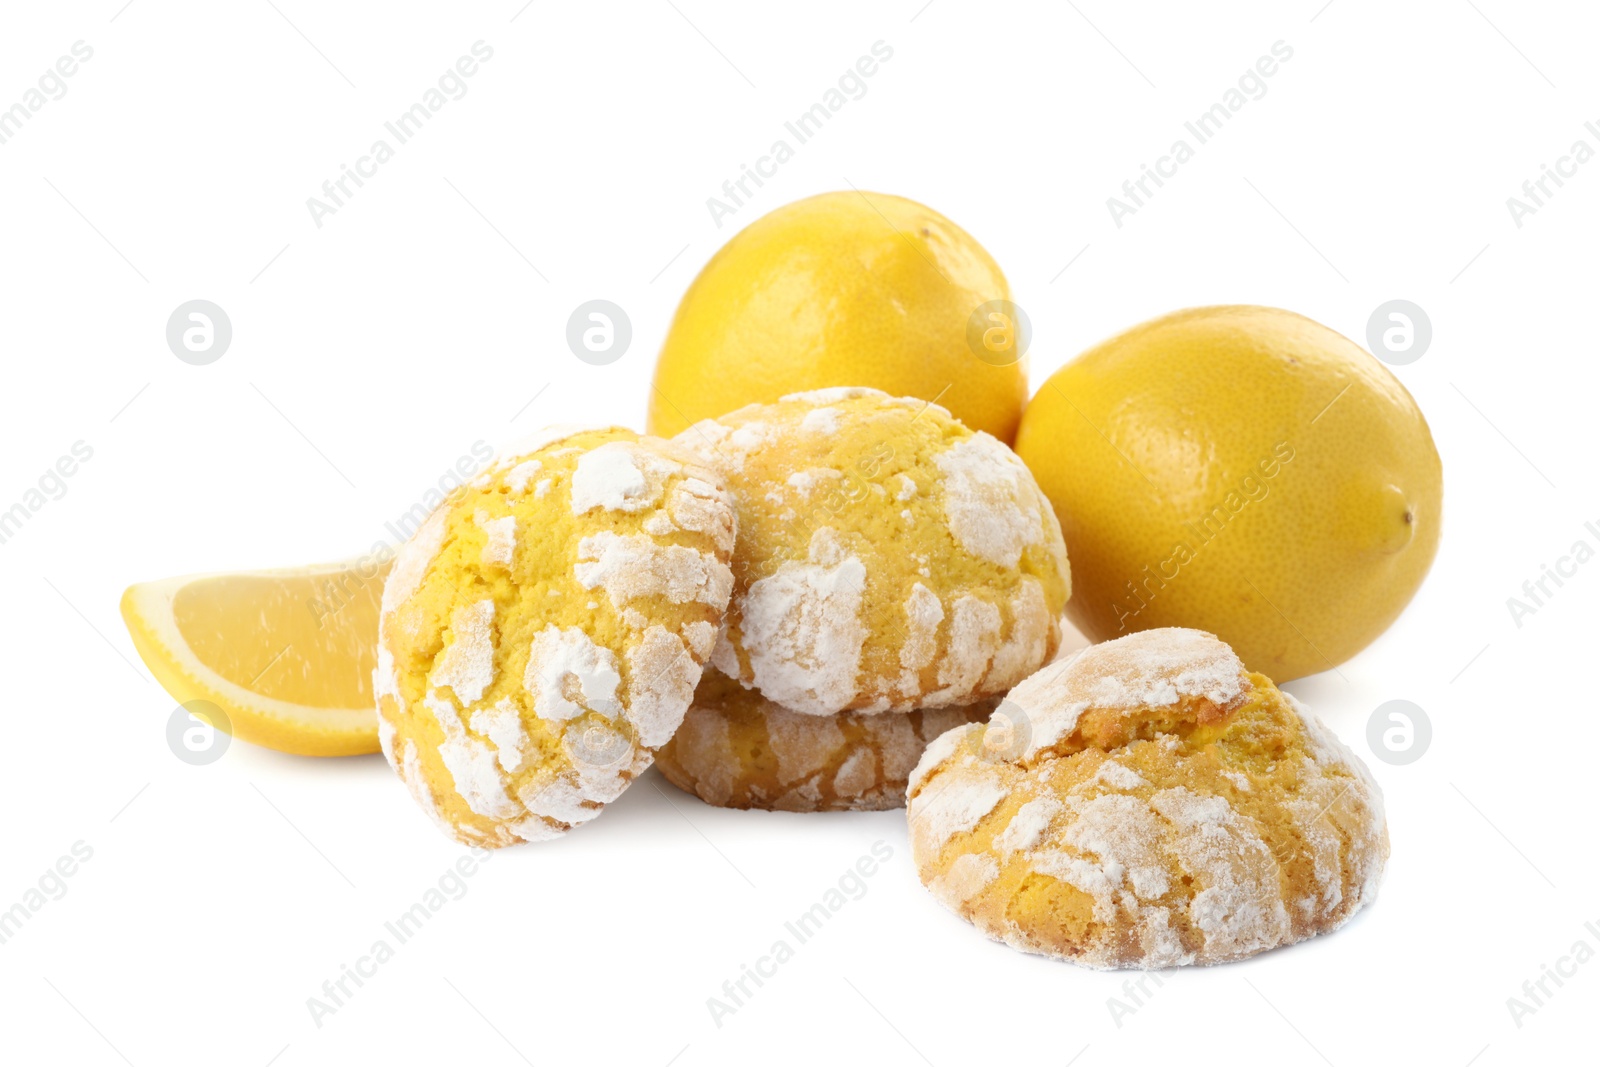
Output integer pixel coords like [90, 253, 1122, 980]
[121, 557, 392, 756]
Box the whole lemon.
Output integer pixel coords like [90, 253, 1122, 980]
[648, 191, 1027, 442]
[1015, 305, 1442, 681]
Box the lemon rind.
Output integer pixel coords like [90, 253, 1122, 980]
[120, 563, 380, 758]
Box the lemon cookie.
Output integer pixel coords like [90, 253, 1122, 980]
[906, 628, 1388, 968]
[376, 426, 736, 847]
[655, 667, 996, 812]
[673, 388, 1070, 717]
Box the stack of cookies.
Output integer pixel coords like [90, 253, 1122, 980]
[655, 388, 1072, 811]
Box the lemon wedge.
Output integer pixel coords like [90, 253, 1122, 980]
[121, 557, 392, 756]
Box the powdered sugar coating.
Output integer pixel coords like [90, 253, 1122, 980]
[575, 532, 733, 610]
[933, 434, 1047, 568]
[426, 693, 520, 821]
[429, 599, 497, 705]
[799, 407, 841, 435]
[524, 625, 623, 722]
[476, 513, 517, 569]
[907, 764, 1008, 855]
[780, 386, 881, 405]
[570, 441, 681, 514]
[738, 528, 867, 716]
[470, 698, 528, 773]
[505, 460, 542, 495]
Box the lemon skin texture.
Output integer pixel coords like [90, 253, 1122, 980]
[1014, 305, 1442, 681]
[649, 190, 1027, 443]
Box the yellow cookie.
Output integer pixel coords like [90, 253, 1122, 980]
[673, 387, 1071, 717]
[655, 668, 996, 812]
[376, 427, 736, 847]
[907, 628, 1388, 968]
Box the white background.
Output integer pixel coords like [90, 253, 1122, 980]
[0, 1, 1595, 1064]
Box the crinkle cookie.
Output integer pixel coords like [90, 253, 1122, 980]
[673, 388, 1070, 717]
[376, 426, 736, 847]
[907, 628, 1388, 968]
[655, 667, 996, 812]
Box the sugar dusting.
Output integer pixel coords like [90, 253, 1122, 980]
[1094, 760, 1148, 790]
[520, 775, 603, 825]
[424, 692, 521, 820]
[476, 512, 517, 568]
[994, 796, 1061, 855]
[799, 407, 841, 435]
[575, 532, 733, 609]
[933, 433, 1045, 568]
[524, 624, 624, 721]
[780, 386, 883, 405]
[896, 583, 944, 697]
[930, 853, 1000, 911]
[738, 528, 867, 716]
[470, 697, 528, 773]
[505, 460, 543, 495]
[570, 441, 681, 514]
[907, 761, 1008, 855]
[624, 626, 697, 746]
[429, 599, 497, 705]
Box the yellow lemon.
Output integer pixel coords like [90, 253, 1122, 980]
[649, 190, 1027, 443]
[1014, 305, 1442, 681]
[121, 557, 392, 756]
